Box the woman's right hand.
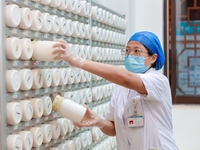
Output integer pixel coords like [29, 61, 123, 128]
[52, 39, 85, 68]
[74, 106, 106, 129]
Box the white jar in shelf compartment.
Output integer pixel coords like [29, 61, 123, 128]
[57, 118, 68, 136]
[49, 120, 60, 139]
[79, 132, 88, 148]
[80, 70, 86, 83]
[19, 38, 33, 60]
[98, 8, 104, 22]
[73, 90, 81, 104]
[41, 96, 52, 115]
[79, 45, 87, 59]
[92, 127, 100, 141]
[85, 2, 91, 18]
[79, 0, 88, 17]
[92, 86, 100, 101]
[72, 137, 82, 150]
[85, 45, 92, 60]
[98, 28, 103, 42]
[73, 69, 81, 84]
[73, 44, 81, 56]
[65, 0, 76, 12]
[40, 124, 52, 143]
[85, 88, 92, 103]
[40, 13, 52, 33]
[40, 0, 51, 5]
[86, 131, 92, 146]
[19, 100, 33, 121]
[73, 0, 81, 14]
[91, 46, 100, 60]
[19, 7, 32, 29]
[65, 19, 74, 36]
[91, 6, 99, 21]
[6, 37, 22, 60]
[7, 134, 23, 150]
[18, 131, 33, 150]
[30, 10, 42, 31]
[58, 17, 67, 35]
[102, 10, 108, 24]
[58, 0, 68, 10]
[7, 102, 22, 125]
[92, 26, 99, 41]
[84, 24, 92, 39]
[30, 98, 44, 118]
[65, 140, 76, 150]
[64, 91, 74, 100]
[66, 67, 75, 84]
[49, 0, 61, 8]
[19, 69, 33, 90]
[32, 41, 59, 61]
[6, 4, 21, 27]
[66, 119, 74, 133]
[85, 71, 91, 82]
[41, 68, 52, 88]
[58, 68, 68, 85]
[106, 11, 111, 25]
[6, 69, 21, 92]
[58, 143, 68, 150]
[72, 21, 80, 37]
[50, 15, 60, 34]
[31, 69, 43, 89]
[98, 47, 103, 60]
[79, 23, 86, 39]
[29, 127, 43, 148]
[79, 89, 86, 104]
[50, 68, 60, 86]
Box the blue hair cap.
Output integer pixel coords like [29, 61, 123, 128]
[129, 31, 165, 70]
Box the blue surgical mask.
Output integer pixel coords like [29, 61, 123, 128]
[124, 55, 149, 73]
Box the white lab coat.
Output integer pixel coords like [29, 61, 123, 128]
[106, 68, 179, 150]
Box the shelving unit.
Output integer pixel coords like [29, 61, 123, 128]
[0, 0, 126, 149]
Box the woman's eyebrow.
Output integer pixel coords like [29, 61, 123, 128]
[126, 46, 142, 49]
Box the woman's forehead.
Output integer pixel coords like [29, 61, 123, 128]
[126, 41, 146, 48]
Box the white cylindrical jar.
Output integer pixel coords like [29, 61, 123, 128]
[31, 69, 43, 89]
[6, 37, 22, 60]
[19, 38, 33, 60]
[18, 131, 33, 150]
[65, 0, 76, 12]
[30, 10, 42, 31]
[19, 7, 32, 29]
[6, 102, 22, 125]
[40, 13, 52, 33]
[7, 134, 23, 150]
[6, 4, 21, 27]
[19, 100, 33, 121]
[32, 41, 59, 61]
[6, 69, 21, 92]
[40, 124, 52, 143]
[19, 69, 33, 90]
[52, 95, 87, 123]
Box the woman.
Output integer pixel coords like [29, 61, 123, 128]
[52, 31, 178, 150]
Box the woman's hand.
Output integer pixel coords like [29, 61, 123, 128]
[74, 106, 106, 129]
[52, 39, 85, 68]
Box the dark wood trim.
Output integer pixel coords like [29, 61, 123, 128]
[176, 96, 200, 104]
[164, 0, 169, 79]
[170, 0, 177, 103]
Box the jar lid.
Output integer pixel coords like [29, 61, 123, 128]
[52, 95, 64, 112]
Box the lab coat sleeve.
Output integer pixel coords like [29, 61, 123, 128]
[139, 72, 171, 103]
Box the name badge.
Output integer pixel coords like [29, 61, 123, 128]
[127, 116, 143, 128]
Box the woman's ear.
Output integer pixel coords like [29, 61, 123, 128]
[151, 54, 157, 64]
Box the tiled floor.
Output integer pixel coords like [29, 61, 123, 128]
[172, 105, 200, 150]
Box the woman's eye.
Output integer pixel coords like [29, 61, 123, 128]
[135, 49, 140, 53]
